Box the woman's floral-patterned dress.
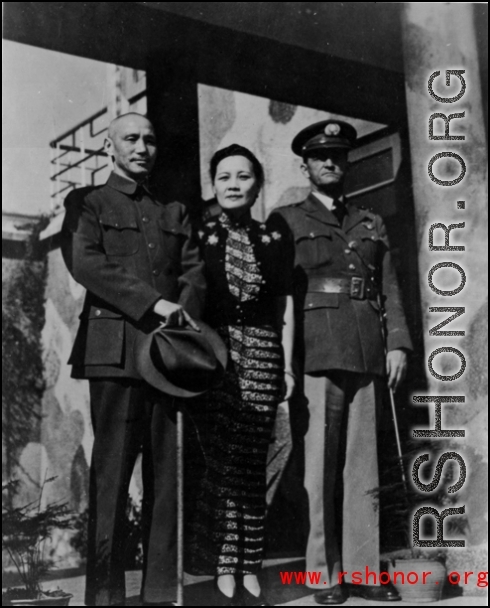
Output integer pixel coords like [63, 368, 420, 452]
[186, 210, 293, 575]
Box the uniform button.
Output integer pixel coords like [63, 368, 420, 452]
[152, 269, 160, 276]
[349, 264, 356, 270]
[95, 309, 101, 317]
[371, 235, 377, 241]
[148, 243, 156, 249]
[345, 249, 351, 254]
[310, 232, 315, 237]
[142, 216, 149, 223]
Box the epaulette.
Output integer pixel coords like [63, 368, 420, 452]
[359, 205, 376, 218]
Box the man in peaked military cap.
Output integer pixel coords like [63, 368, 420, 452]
[272, 120, 412, 604]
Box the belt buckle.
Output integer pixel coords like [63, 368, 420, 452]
[350, 277, 365, 300]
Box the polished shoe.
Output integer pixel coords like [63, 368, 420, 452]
[238, 583, 271, 606]
[213, 579, 239, 606]
[348, 583, 401, 601]
[313, 584, 348, 605]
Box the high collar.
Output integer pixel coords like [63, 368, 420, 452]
[107, 171, 152, 196]
[219, 210, 253, 230]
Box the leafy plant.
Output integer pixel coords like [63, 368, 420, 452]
[2, 477, 74, 598]
[2, 217, 49, 479]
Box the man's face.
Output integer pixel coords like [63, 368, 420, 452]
[104, 115, 157, 181]
[301, 148, 349, 194]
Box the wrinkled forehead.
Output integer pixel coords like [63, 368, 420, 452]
[109, 115, 155, 139]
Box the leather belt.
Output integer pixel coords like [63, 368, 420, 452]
[307, 276, 377, 300]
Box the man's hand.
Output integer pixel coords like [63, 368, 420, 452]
[153, 299, 200, 331]
[283, 371, 296, 401]
[386, 349, 408, 392]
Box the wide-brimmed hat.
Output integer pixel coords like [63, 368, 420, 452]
[134, 320, 228, 398]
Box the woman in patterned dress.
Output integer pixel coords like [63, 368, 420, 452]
[187, 144, 295, 606]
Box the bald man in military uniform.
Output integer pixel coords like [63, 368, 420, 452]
[62, 113, 205, 606]
[272, 121, 411, 604]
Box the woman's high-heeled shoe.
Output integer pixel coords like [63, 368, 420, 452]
[238, 582, 271, 606]
[213, 578, 238, 607]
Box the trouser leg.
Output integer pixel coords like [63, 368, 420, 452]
[140, 393, 178, 604]
[304, 374, 343, 588]
[85, 379, 145, 607]
[304, 372, 381, 588]
[342, 376, 380, 584]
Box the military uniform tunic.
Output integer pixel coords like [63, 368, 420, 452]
[273, 194, 411, 375]
[61, 172, 206, 606]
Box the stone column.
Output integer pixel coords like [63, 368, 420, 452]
[106, 64, 130, 120]
[401, 3, 487, 557]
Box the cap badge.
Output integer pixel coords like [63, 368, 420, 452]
[325, 123, 341, 136]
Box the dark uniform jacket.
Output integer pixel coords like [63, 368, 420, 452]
[61, 172, 206, 379]
[271, 194, 412, 376]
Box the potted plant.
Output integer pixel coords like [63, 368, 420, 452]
[373, 439, 468, 603]
[2, 478, 75, 606]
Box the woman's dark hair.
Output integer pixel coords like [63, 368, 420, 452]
[209, 144, 265, 189]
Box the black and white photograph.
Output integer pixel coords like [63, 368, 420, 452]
[2, 3, 488, 606]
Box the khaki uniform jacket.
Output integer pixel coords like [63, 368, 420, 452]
[61, 172, 206, 379]
[271, 194, 412, 376]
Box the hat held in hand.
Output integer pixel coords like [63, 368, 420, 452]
[134, 320, 227, 398]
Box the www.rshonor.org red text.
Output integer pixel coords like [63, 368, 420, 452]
[279, 569, 488, 588]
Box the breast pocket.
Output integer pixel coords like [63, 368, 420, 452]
[99, 214, 140, 256]
[295, 228, 333, 269]
[158, 219, 187, 260]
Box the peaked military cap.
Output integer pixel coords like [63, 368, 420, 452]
[292, 119, 357, 157]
